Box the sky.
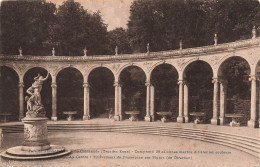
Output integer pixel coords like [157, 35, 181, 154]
[47, 0, 134, 31]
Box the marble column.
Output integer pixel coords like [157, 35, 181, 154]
[118, 84, 122, 119]
[258, 79, 260, 127]
[248, 76, 257, 128]
[114, 82, 120, 121]
[51, 82, 57, 121]
[145, 82, 151, 122]
[183, 82, 189, 123]
[219, 80, 227, 125]
[19, 82, 24, 120]
[177, 80, 184, 123]
[211, 78, 219, 125]
[83, 82, 90, 120]
[150, 85, 155, 122]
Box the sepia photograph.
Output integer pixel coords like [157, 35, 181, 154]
[0, 0, 260, 166]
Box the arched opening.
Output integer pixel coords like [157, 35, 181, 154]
[23, 67, 52, 119]
[88, 67, 114, 119]
[151, 64, 179, 121]
[119, 66, 146, 120]
[57, 67, 83, 120]
[0, 66, 19, 121]
[218, 57, 251, 126]
[184, 60, 213, 123]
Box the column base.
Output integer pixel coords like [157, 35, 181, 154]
[177, 116, 184, 123]
[219, 117, 225, 125]
[150, 115, 155, 122]
[184, 116, 189, 123]
[114, 115, 121, 121]
[211, 118, 219, 125]
[144, 116, 151, 122]
[51, 117, 57, 121]
[83, 115, 90, 120]
[247, 120, 257, 128]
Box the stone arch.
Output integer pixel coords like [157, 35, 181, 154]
[117, 63, 147, 82]
[0, 64, 20, 81]
[22, 65, 50, 81]
[23, 67, 52, 119]
[217, 55, 252, 76]
[56, 67, 84, 120]
[182, 59, 214, 79]
[0, 66, 20, 121]
[55, 65, 84, 81]
[217, 56, 251, 126]
[149, 61, 179, 79]
[183, 60, 214, 123]
[86, 65, 115, 82]
[88, 67, 115, 119]
[119, 65, 147, 120]
[150, 63, 179, 121]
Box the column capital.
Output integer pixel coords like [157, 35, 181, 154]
[183, 81, 189, 86]
[18, 82, 24, 87]
[145, 81, 150, 86]
[219, 79, 228, 86]
[177, 80, 183, 85]
[114, 81, 119, 87]
[83, 82, 89, 88]
[212, 77, 218, 83]
[51, 82, 57, 88]
[249, 76, 256, 81]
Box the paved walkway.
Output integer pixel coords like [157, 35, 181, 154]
[1, 132, 259, 167]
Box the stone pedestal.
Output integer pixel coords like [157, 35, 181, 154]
[22, 117, 50, 151]
[177, 116, 184, 123]
[51, 116, 57, 121]
[114, 115, 121, 121]
[0, 117, 71, 160]
[83, 115, 90, 120]
[144, 116, 151, 122]
[210, 118, 218, 125]
[248, 120, 257, 128]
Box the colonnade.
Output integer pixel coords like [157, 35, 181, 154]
[11, 70, 258, 128]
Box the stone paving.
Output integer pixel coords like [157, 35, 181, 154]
[0, 131, 259, 167]
[3, 118, 260, 138]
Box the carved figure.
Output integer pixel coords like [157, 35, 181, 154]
[147, 43, 150, 53]
[84, 47, 87, 56]
[115, 46, 118, 55]
[18, 47, 22, 56]
[52, 48, 55, 56]
[25, 73, 49, 118]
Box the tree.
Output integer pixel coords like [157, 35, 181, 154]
[108, 28, 132, 54]
[52, 1, 110, 56]
[127, 0, 260, 52]
[128, 0, 208, 52]
[201, 0, 260, 43]
[0, 1, 56, 55]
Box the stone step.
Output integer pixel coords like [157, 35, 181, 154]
[1, 124, 259, 158]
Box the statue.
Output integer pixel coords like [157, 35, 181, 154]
[147, 43, 150, 54]
[179, 40, 183, 50]
[214, 34, 218, 46]
[18, 47, 22, 56]
[25, 73, 50, 118]
[115, 46, 118, 55]
[52, 48, 55, 56]
[252, 26, 256, 39]
[83, 47, 87, 56]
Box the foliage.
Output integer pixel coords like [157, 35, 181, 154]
[0, 1, 56, 55]
[127, 0, 260, 52]
[52, 1, 110, 56]
[108, 28, 132, 54]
